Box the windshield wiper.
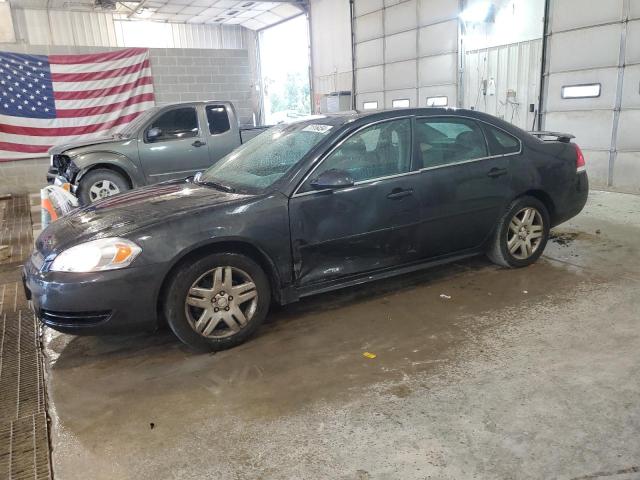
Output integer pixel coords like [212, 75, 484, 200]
[196, 179, 236, 193]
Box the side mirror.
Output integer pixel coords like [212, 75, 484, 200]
[310, 169, 354, 190]
[147, 127, 162, 141]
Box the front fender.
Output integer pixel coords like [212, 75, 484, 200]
[72, 151, 145, 187]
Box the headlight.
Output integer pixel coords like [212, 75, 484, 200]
[50, 238, 142, 272]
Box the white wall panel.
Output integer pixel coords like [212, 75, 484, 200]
[418, 53, 456, 86]
[357, 65, 384, 92]
[612, 152, 640, 192]
[356, 38, 384, 68]
[625, 20, 640, 65]
[550, 0, 623, 32]
[384, 0, 417, 35]
[418, 84, 456, 107]
[384, 88, 418, 108]
[621, 64, 640, 109]
[385, 30, 416, 63]
[545, 111, 614, 150]
[23, 9, 51, 45]
[581, 150, 610, 187]
[356, 91, 385, 109]
[631, 0, 640, 19]
[616, 110, 640, 151]
[545, 68, 618, 111]
[418, 20, 457, 57]
[548, 24, 622, 73]
[418, 0, 458, 26]
[0, 3, 15, 43]
[354, 0, 384, 17]
[355, 10, 383, 42]
[385, 60, 417, 89]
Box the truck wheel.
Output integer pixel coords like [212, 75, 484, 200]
[163, 252, 271, 352]
[77, 169, 129, 205]
[487, 196, 550, 268]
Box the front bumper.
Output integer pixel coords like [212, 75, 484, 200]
[22, 258, 167, 335]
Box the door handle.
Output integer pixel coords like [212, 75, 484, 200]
[487, 167, 508, 178]
[387, 188, 413, 200]
[192, 140, 206, 148]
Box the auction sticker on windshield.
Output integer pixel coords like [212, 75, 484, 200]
[302, 124, 333, 134]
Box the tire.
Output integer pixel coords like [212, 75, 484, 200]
[163, 252, 271, 352]
[487, 196, 550, 268]
[77, 169, 130, 205]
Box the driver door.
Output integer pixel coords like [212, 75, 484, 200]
[289, 118, 422, 287]
[138, 106, 210, 183]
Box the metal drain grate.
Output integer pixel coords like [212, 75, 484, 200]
[0, 196, 51, 480]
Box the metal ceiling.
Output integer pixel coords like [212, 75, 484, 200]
[8, 0, 306, 30]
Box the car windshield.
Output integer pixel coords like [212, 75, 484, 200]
[115, 107, 159, 137]
[198, 122, 335, 192]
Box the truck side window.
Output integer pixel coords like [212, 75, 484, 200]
[146, 107, 199, 142]
[206, 105, 231, 135]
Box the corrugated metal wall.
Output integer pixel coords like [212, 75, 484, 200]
[353, 0, 460, 110]
[10, 8, 247, 49]
[543, 0, 640, 191]
[463, 39, 542, 131]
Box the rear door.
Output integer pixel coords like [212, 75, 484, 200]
[204, 104, 241, 165]
[413, 116, 517, 258]
[138, 105, 210, 183]
[289, 118, 422, 287]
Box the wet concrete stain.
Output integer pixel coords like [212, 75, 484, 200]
[42, 190, 640, 480]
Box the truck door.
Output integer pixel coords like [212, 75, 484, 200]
[204, 104, 241, 166]
[138, 105, 211, 183]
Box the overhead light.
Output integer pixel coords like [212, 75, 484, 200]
[241, 2, 254, 7]
[135, 7, 155, 18]
[460, 1, 494, 23]
[226, 10, 238, 15]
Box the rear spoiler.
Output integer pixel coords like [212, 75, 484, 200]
[529, 131, 575, 143]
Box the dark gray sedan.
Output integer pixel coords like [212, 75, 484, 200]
[24, 108, 588, 351]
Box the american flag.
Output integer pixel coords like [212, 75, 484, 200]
[0, 48, 155, 161]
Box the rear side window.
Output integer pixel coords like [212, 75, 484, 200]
[483, 124, 520, 155]
[206, 105, 231, 134]
[415, 117, 488, 169]
[147, 107, 198, 141]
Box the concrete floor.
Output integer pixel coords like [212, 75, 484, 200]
[42, 190, 640, 480]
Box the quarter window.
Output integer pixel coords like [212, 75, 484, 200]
[146, 107, 198, 142]
[206, 105, 231, 134]
[304, 118, 411, 189]
[483, 124, 520, 155]
[415, 117, 488, 169]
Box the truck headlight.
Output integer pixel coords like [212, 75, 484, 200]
[50, 238, 142, 272]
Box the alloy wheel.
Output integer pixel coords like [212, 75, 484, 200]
[507, 207, 544, 260]
[184, 266, 259, 338]
[89, 180, 121, 201]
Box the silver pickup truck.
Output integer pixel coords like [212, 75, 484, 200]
[47, 101, 267, 204]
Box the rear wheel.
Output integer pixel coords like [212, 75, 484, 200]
[163, 253, 271, 352]
[77, 169, 130, 205]
[487, 196, 550, 268]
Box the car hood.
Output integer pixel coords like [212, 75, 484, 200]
[35, 180, 251, 257]
[48, 135, 128, 156]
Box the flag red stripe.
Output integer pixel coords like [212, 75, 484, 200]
[51, 59, 150, 82]
[48, 48, 147, 65]
[0, 111, 144, 137]
[56, 93, 155, 118]
[53, 76, 153, 100]
[0, 141, 50, 153]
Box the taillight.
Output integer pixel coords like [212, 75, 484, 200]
[574, 144, 586, 172]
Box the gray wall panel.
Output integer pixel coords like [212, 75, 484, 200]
[384, 0, 417, 35]
[548, 24, 622, 73]
[385, 30, 417, 63]
[550, 0, 623, 32]
[385, 60, 418, 89]
[418, 20, 457, 57]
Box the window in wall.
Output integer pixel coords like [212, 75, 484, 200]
[146, 107, 199, 142]
[483, 124, 520, 155]
[392, 99, 410, 108]
[415, 117, 488, 169]
[561, 84, 601, 99]
[362, 101, 378, 110]
[426, 96, 448, 107]
[304, 118, 411, 188]
[206, 105, 231, 134]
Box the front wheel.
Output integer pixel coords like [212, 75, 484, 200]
[77, 169, 130, 205]
[163, 253, 271, 352]
[487, 196, 550, 268]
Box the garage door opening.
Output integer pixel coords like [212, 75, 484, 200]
[259, 15, 311, 124]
